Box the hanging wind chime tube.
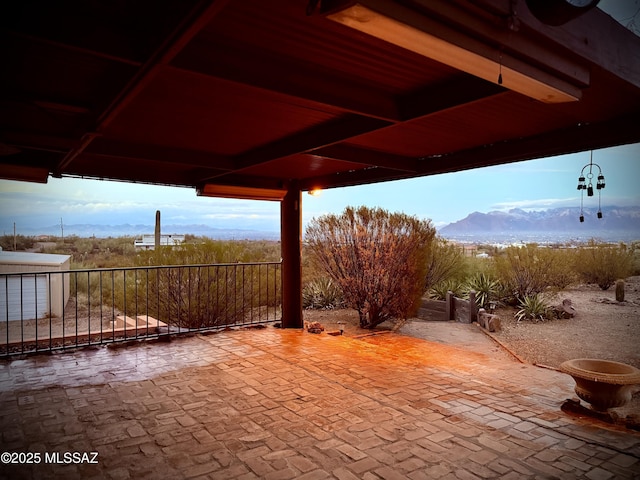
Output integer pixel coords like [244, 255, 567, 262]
[577, 151, 605, 222]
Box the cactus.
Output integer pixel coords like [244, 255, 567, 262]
[615, 279, 625, 302]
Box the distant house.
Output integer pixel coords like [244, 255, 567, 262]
[134, 234, 185, 250]
[0, 252, 71, 321]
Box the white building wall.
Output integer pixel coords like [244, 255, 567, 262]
[0, 252, 71, 320]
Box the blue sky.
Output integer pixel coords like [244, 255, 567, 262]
[1, 143, 638, 236]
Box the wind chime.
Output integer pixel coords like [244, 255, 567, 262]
[576, 151, 605, 222]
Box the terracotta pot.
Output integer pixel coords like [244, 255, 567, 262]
[560, 359, 640, 411]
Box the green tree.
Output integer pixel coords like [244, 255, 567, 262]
[306, 206, 435, 329]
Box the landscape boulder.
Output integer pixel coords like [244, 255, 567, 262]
[553, 298, 576, 319]
[477, 308, 501, 332]
[306, 321, 325, 334]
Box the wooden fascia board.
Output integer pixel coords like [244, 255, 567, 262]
[508, 1, 640, 90]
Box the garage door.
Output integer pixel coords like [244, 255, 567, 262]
[0, 275, 48, 321]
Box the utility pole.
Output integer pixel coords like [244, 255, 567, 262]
[60, 217, 64, 242]
[13, 222, 16, 251]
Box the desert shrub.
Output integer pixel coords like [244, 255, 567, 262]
[465, 273, 501, 309]
[573, 241, 634, 290]
[42, 235, 138, 267]
[458, 255, 498, 283]
[303, 277, 344, 309]
[306, 206, 435, 329]
[515, 294, 551, 322]
[429, 279, 466, 300]
[631, 242, 640, 275]
[543, 248, 578, 289]
[423, 238, 466, 292]
[104, 240, 282, 329]
[494, 245, 555, 301]
[136, 239, 279, 266]
[0, 234, 36, 251]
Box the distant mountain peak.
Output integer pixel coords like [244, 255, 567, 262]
[439, 206, 640, 241]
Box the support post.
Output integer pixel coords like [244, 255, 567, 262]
[468, 290, 477, 323]
[446, 291, 453, 321]
[280, 181, 303, 328]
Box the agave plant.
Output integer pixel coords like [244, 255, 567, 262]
[465, 273, 501, 309]
[515, 294, 550, 323]
[429, 279, 465, 300]
[302, 277, 344, 310]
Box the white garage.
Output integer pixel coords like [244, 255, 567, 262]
[0, 252, 71, 321]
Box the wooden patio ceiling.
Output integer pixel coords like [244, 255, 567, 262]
[1, 0, 640, 194]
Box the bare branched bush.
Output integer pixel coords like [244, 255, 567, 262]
[306, 206, 435, 329]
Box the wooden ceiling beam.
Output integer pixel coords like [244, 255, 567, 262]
[55, 0, 232, 175]
[300, 112, 640, 191]
[397, 76, 506, 120]
[1, 130, 79, 153]
[230, 115, 391, 171]
[86, 138, 234, 170]
[417, 113, 640, 174]
[173, 38, 401, 122]
[309, 144, 418, 172]
[299, 166, 409, 191]
[321, 0, 590, 97]
[405, 0, 591, 86]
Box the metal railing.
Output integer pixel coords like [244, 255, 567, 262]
[0, 261, 281, 357]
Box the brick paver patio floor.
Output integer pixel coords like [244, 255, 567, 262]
[1, 327, 639, 479]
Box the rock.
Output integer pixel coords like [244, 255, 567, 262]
[553, 298, 576, 318]
[306, 321, 325, 334]
[477, 308, 501, 332]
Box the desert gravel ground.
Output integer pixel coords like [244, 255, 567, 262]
[492, 275, 640, 369]
[304, 276, 640, 370]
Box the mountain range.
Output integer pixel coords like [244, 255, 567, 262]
[3, 223, 280, 241]
[438, 206, 640, 242]
[5, 206, 639, 243]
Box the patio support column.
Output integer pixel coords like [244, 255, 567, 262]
[280, 180, 303, 328]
